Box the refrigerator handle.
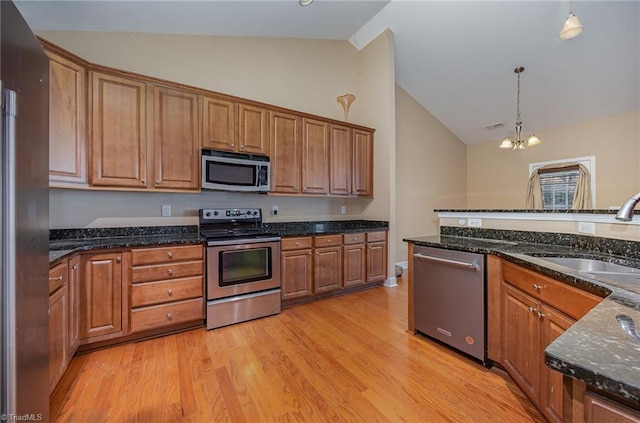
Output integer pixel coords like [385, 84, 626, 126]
[1, 84, 19, 415]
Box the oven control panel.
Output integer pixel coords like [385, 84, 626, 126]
[200, 208, 262, 221]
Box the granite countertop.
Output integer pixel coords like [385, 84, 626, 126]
[404, 234, 640, 405]
[49, 220, 390, 265]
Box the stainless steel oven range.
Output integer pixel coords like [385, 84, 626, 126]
[199, 208, 281, 329]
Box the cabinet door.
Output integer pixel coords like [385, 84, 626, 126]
[366, 241, 387, 283]
[584, 392, 640, 423]
[343, 244, 366, 287]
[49, 284, 68, 392]
[90, 72, 147, 188]
[270, 111, 301, 194]
[48, 51, 86, 186]
[152, 86, 200, 190]
[353, 129, 373, 197]
[314, 246, 342, 293]
[201, 95, 236, 152]
[502, 283, 540, 403]
[238, 104, 269, 155]
[329, 124, 352, 195]
[68, 255, 80, 356]
[301, 118, 330, 194]
[80, 252, 123, 340]
[540, 305, 575, 423]
[281, 249, 313, 300]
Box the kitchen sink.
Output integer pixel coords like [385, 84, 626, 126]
[533, 256, 640, 282]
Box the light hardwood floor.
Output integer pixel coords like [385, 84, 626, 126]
[51, 277, 545, 422]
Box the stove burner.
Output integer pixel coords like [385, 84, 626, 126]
[199, 208, 279, 242]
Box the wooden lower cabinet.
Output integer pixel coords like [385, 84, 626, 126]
[49, 282, 68, 393]
[281, 245, 313, 300]
[314, 245, 342, 293]
[68, 255, 80, 356]
[343, 242, 366, 287]
[366, 232, 387, 283]
[584, 392, 640, 423]
[80, 251, 125, 341]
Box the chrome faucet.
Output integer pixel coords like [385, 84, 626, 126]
[615, 193, 640, 221]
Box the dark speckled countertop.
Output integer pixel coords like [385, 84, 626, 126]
[404, 233, 640, 405]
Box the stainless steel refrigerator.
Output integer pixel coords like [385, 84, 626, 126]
[1, 1, 50, 420]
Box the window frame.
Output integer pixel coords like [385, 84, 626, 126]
[528, 156, 596, 209]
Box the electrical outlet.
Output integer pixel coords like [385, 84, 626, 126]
[272, 205, 278, 216]
[458, 219, 467, 226]
[161, 205, 171, 217]
[341, 206, 347, 215]
[578, 221, 596, 235]
[468, 218, 482, 228]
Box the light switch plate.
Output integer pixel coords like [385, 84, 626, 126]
[578, 221, 596, 235]
[341, 206, 347, 214]
[468, 218, 482, 228]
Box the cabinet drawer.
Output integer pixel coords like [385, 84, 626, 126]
[343, 233, 365, 245]
[131, 260, 203, 283]
[131, 244, 203, 266]
[131, 276, 203, 308]
[502, 261, 602, 320]
[314, 235, 342, 247]
[130, 298, 203, 333]
[366, 231, 387, 242]
[49, 261, 68, 294]
[282, 237, 312, 251]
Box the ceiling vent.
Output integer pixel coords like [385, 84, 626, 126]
[485, 123, 504, 131]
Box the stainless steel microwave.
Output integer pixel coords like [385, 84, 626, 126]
[201, 149, 270, 193]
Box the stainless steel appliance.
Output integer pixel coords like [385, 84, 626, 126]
[413, 246, 488, 365]
[1, 1, 50, 418]
[201, 149, 270, 193]
[200, 208, 281, 329]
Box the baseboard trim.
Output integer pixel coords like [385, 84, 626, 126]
[384, 277, 398, 287]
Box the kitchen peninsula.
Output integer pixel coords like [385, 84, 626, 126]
[405, 209, 640, 423]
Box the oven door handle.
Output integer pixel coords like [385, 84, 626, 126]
[207, 236, 281, 246]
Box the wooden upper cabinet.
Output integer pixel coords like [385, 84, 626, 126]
[90, 72, 147, 188]
[270, 111, 301, 194]
[301, 118, 330, 194]
[201, 95, 236, 152]
[238, 104, 269, 155]
[329, 124, 352, 195]
[47, 50, 87, 186]
[352, 129, 373, 197]
[152, 86, 199, 190]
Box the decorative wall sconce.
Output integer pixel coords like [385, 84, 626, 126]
[336, 94, 356, 121]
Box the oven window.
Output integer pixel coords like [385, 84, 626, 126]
[219, 247, 272, 286]
[207, 161, 256, 186]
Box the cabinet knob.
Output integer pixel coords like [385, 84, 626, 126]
[167, 269, 173, 276]
[71, 265, 78, 270]
[167, 313, 173, 321]
[155, 180, 161, 185]
[230, 143, 235, 148]
[239, 145, 245, 149]
[295, 242, 299, 246]
[326, 240, 331, 244]
[48, 276, 63, 282]
[167, 252, 173, 259]
[528, 306, 537, 314]
[141, 179, 146, 185]
[533, 284, 543, 291]
[536, 311, 547, 319]
[167, 289, 173, 296]
[352, 237, 357, 241]
[115, 257, 121, 263]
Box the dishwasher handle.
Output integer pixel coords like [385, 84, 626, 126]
[413, 253, 478, 270]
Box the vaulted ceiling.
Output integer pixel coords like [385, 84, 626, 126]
[16, 0, 640, 145]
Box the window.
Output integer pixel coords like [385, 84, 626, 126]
[527, 156, 595, 210]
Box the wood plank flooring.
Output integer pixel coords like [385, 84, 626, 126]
[51, 277, 546, 422]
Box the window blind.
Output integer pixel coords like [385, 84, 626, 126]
[539, 168, 580, 210]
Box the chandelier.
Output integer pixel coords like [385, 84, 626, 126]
[498, 66, 542, 150]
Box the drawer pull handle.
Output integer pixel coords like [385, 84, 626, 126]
[295, 242, 299, 246]
[49, 276, 63, 282]
[353, 237, 357, 241]
[167, 252, 173, 259]
[167, 269, 173, 276]
[167, 313, 173, 320]
[115, 257, 121, 263]
[167, 289, 173, 296]
[528, 306, 538, 314]
[533, 284, 543, 291]
[536, 311, 547, 319]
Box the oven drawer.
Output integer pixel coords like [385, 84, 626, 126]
[130, 298, 204, 333]
[343, 233, 365, 245]
[131, 244, 203, 266]
[281, 237, 312, 251]
[131, 276, 203, 308]
[366, 231, 387, 242]
[314, 235, 342, 247]
[131, 260, 203, 283]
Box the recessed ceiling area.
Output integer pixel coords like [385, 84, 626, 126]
[16, 0, 640, 145]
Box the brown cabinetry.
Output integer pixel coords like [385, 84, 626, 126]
[366, 231, 387, 282]
[270, 111, 302, 194]
[49, 261, 69, 392]
[343, 233, 366, 287]
[301, 118, 330, 194]
[281, 237, 313, 300]
[314, 235, 342, 293]
[80, 251, 125, 341]
[201, 95, 236, 151]
[238, 103, 269, 155]
[68, 255, 80, 356]
[329, 125, 374, 197]
[500, 261, 602, 423]
[129, 245, 204, 333]
[47, 50, 87, 186]
[584, 392, 640, 423]
[352, 129, 374, 197]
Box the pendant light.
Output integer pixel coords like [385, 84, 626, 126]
[559, 0, 584, 40]
[498, 67, 542, 150]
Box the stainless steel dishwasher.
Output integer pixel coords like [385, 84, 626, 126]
[413, 245, 488, 365]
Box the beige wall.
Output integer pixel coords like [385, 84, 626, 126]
[467, 111, 640, 209]
[42, 30, 397, 275]
[395, 86, 467, 262]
